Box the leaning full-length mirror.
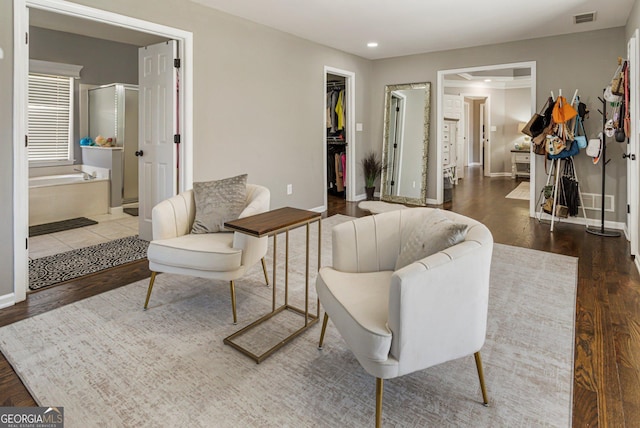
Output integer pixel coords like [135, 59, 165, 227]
[381, 82, 431, 205]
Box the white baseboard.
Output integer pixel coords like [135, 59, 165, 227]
[109, 206, 124, 215]
[635, 257, 640, 276]
[0, 293, 15, 310]
[426, 198, 439, 205]
[490, 172, 512, 178]
[310, 205, 326, 213]
[355, 193, 367, 202]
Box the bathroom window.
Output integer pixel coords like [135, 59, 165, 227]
[27, 60, 83, 166]
[27, 73, 74, 164]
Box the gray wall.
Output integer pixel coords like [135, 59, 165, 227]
[0, 1, 14, 297]
[370, 27, 626, 218]
[29, 26, 139, 165]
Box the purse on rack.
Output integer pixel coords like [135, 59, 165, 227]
[546, 135, 566, 156]
[548, 139, 579, 159]
[521, 98, 550, 138]
[574, 114, 587, 149]
[611, 61, 626, 96]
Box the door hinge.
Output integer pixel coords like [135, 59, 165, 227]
[25, 32, 28, 44]
[396, 107, 400, 112]
[174, 134, 181, 144]
[26, 238, 28, 250]
[628, 204, 631, 214]
[174, 58, 181, 68]
[25, 135, 28, 147]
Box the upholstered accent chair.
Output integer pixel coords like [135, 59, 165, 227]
[316, 208, 493, 427]
[144, 184, 270, 324]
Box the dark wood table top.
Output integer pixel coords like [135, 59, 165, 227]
[224, 207, 321, 237]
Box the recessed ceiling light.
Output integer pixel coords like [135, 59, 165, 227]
[484, 79, 492, 82]
[367, 42, 378, 48]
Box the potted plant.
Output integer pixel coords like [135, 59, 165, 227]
[361, 151, 384, 200]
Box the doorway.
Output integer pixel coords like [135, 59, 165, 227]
[13, 0, 193, 304]
[436, 62, 536, 214]
[323, 66, 355, 210]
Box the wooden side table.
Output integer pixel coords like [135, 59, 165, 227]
[223, 207, 321, 363]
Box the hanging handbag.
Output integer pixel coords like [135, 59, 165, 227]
[552, 96, 578, 124]
[533, 122, 554, 155]
[574, 111, 587, 149]
[558, 159, 580, 217]
[546, 135, 566, 156]
[521, 98, 550, 138]
[611, 61, 626, 96]
[548, 139, 579, 159]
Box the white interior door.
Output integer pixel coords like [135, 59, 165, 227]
[627, 30, 639, 257]
[138, 41, 178, 241]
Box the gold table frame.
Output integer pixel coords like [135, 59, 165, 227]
[223, 207, 321, 363]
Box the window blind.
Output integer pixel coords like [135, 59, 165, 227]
[28, 74, 73, 162]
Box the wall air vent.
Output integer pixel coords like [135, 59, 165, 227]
[574, 12, 596, 24]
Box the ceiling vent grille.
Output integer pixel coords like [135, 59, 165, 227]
[574, 12, 596, 24]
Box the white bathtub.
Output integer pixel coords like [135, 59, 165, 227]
[29, 169, 111, 227]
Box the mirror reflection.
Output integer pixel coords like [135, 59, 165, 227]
[381, 82, 431, 206]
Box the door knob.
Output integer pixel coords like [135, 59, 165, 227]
[623, 153, 636, 160]
[135, 150, 144, 157]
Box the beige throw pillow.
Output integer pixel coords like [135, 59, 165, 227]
[191, 174, 247, 234]
[394, 209, 469, 270]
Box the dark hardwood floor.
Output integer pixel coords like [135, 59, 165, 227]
[2, 165, 639, 427]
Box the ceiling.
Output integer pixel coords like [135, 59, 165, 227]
[29, 1, 634, 59]
[191, 0, 634, 59]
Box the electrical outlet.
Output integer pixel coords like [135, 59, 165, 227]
[287, 184, 293, 195]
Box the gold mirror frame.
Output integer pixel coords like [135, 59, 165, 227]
[380, 82, 431, 206]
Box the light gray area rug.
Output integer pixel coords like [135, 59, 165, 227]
[505, 181, 530, 200]
[0, 214, 577, 427]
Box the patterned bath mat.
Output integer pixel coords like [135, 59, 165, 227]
[29, 217, 98, 237]
[29, 235, 149, 290]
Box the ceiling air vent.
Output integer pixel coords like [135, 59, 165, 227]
[574, 12, 596, 24]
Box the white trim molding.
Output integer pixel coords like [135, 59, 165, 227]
[29, 59, 83, 78]
[323, 66, 356, 208]
[0, 293, 16, 310]
[437, 61, 536, 208]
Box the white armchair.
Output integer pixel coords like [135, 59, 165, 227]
[316, 208, 493, 427]
[144, 184, 270, 324]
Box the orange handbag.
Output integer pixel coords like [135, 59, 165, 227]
[551, 96, 578, 124]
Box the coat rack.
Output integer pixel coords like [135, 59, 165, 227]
[536, 89, 588, 231]
[586, 92, 621, 237]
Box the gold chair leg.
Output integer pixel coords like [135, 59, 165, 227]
[229, 280, 238, 325]
[261, 257, 269, 286]
[474, 351, 489, 407]
[143, 272, 157, 310]
[318, 313, 329, 349]
[376, 377, 384, 428]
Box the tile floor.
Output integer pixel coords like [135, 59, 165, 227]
[28, 211, 139, 260]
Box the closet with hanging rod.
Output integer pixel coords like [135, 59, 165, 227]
[327, 75, 347, 198]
